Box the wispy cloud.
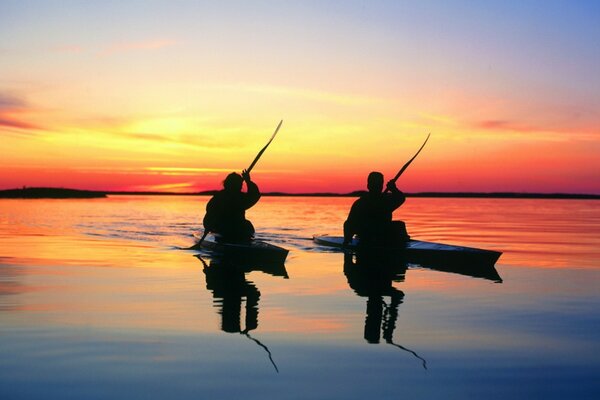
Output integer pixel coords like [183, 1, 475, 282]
[472, 118, 600, 141]
[0, 93, 26, 110]
[0, 117, 41, 131]
[145, 167, 234, 174]
[115, 130, 249, 150]
[100, 39, 177, 56]
[475, 119, 538, 133]
[0, 92, 43, 133]
[125, 182, 198, 193]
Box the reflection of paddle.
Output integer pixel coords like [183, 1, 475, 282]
[242, 331, 280, 373]
[196, 120, 284, 247]
[381, 300, 428, 370]
[388, 341, 428, 370]
[384, 133, 430, 192]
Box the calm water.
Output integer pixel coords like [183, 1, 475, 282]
[1, 196, 599, 399]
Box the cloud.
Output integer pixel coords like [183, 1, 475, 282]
[472, 118, 600, 142]
[122, 132, 173, 142]
[145, 167, 237, 175]
[115, 131, 248, 150]
[100, 39, 177, 56]
[0, 93, 26, 110]
[0, 117, 41, 130]
[126, 182, 199, 192]
[475, 119, 537, 133]
[0, 92, 43, 133]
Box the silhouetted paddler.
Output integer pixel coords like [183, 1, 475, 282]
[343, 171, 408, 245]
[203, 169, 260, 242]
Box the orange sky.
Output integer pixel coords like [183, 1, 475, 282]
[1, 1, 599, 194]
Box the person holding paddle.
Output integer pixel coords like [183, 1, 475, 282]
[343, 172, 408, 246]
[343, 133, 430, 246]
[198, 120, 283, 245]
[203, 169, 260, 242]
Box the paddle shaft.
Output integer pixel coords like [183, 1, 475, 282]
[384, 133, 430, 193]
[246, 119, 283, 174]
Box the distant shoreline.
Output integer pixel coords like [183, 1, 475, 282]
[1, 187, 599, 200]
[0, 187, 106, 199]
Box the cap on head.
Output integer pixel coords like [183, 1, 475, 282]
[367, 171, 384, 193]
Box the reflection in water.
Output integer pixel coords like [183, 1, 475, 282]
[0, 262, 23, 312]
[414, 257, 503, 283]
[1, 197, 599, 398]
[344, 252, 428, 369]
[198, 255, 288, 373]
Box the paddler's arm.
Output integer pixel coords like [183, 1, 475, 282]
[242, 169, 261, 209]
[343, 200, 360, 245]
[386, 180, 406, 211]
[203, 194, 218, 231]
[343, 220, 354, 245]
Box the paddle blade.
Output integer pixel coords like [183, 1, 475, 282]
[191, 230, 209, 249]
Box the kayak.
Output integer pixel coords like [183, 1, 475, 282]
[192, 232, 289, 265]
[313, 235, 501, 262]
[313, 235, 502, 276]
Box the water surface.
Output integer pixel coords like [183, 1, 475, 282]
[1, 196, 599, 399]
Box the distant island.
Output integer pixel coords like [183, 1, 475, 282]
[0, 187, 107, 199]
[1, 187, 599, 200]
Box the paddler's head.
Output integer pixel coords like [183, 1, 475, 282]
[223, 172, 243, 192]
[367, 171, 384, 193]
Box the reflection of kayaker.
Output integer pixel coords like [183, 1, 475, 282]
[200, 255, 260, 334]
[343, 252, 427, 369]
[198, 255, 286, 373]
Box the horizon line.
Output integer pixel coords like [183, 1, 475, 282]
[1, 187, 599, 200]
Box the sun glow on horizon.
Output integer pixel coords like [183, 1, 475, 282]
[1, 1, 599, 194]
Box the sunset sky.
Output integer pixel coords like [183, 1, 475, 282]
[1, 1, 599, 194]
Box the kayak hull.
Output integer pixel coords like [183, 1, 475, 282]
[313, 235, 502, 281]
[192, 233, 289, 265]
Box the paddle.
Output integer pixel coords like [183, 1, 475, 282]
[196, 120, 284, 247]
[242, 331, 280, 373]
[384, 133, 430, 193]
[247, 119, 283, 174]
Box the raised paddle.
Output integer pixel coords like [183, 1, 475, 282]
[196, 120, 284, 247]
[247, 119, 283, 174]
[384, 133, 430, 192]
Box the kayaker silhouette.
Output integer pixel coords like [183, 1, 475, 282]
[203, 169, 260, 242]
[196, 120, 283, 247]
[342, 134, 430, 246]
[343, 171, 409, 246]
